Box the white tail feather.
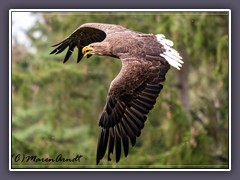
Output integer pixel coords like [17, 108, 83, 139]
[156, 34, 184, 70]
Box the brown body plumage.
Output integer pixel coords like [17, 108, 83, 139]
[50, 23, 183, 165]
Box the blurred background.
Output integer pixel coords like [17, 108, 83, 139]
[11, 11, 229, 169]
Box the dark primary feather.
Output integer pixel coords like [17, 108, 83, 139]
[50, 26, 107, 63]
[50, 23, 130, 63]
[96, 58, 169, 165]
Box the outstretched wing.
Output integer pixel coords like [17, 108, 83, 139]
[50, 23, 127, 63]
[96, 57, 170, 164]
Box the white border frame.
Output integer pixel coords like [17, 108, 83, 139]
[9, 9, 231, 171]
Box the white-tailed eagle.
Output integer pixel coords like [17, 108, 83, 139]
[50, 23, 183, 164]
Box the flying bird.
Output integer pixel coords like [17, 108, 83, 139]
[50, 23, 183, 165]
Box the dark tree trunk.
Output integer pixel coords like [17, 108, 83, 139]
[177, 48, 190, 112]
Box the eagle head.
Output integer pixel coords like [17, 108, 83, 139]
[82, 42, 110, 57]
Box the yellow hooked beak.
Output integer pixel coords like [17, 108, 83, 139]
[82, 46, 94, 56]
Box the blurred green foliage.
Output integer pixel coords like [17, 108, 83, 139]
[11, 11, 229, 169]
